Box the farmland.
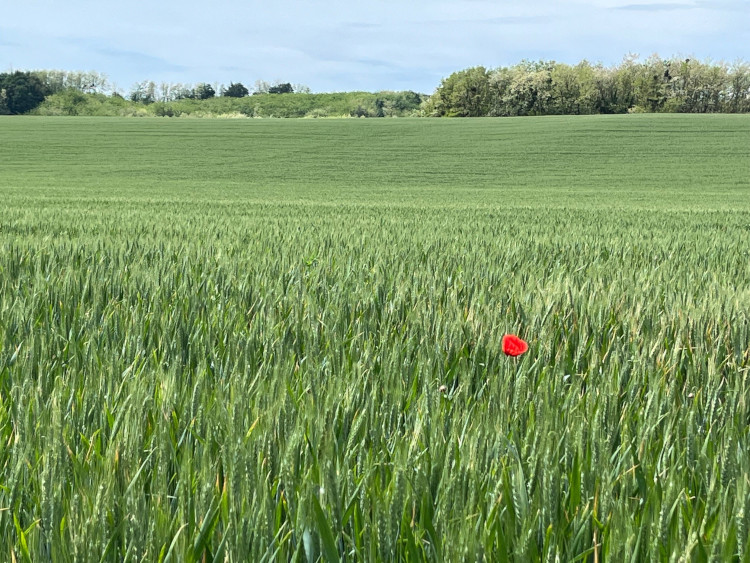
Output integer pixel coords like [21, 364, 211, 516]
[1, 115, 749, 561]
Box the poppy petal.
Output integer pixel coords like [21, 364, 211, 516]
[502, 334, 528, 357]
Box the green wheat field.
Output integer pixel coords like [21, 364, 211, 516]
[1, 114, 749, 561]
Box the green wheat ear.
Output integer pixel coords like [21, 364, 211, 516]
[1, 114, 748, 560]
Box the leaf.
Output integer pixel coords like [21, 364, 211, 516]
[512, 459, 529, 529]
[8, 342, 23, 367]
[210, 522, 231, 563]
[312, 493, 340, 563]
[161, 524, 187, 563]
[192, 500, 220, 562]
[124, 448, 155, 496]
[401, 501, 422, 562]
[420, 491, 442, 561]
[568, 450, 582, 517]
[302, 529, 316, 563]
[12, 513, 31, 563]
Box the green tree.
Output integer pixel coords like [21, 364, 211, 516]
[195, 83, 216, 100]
[268, 83, 293, 94]
[0, 71, 49, 114]
[549, 61, 598, 115]
[0, 88, 8, 115]
[727, 61, 750, 113]
[632, 55, 671, 112]
[222, 82, 249, 98]
[424, 66, 491, 117]
[130, 81, 156, 104]
[487, 66, 514, 116]
[32, 70, 109, 95]
[492, 61, 554, 116]
[684, 60, 728, 113]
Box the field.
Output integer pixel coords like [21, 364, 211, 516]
[0, 114, 749, 561]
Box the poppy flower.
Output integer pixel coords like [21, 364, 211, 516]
[502, 334, 528, 357]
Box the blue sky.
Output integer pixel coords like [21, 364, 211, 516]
[2, 0, 748, 94]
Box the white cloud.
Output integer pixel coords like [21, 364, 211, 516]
[2, 0, 747, 92]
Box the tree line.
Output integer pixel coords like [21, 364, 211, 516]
[0, 71, 314, 115]
[0, 70, 111, 113]
[127, 79, 311, 104]
[424, 55, 750, 116]
[32, 88, 426, 118]
[2, 55, 750, 116]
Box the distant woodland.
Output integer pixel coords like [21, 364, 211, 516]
[424, 55, 750, 116]
[1, 55, 749, 117]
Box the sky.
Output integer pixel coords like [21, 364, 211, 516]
[1, 0, 748, 94]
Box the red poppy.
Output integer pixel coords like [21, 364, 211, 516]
[502, 334, 528, 357]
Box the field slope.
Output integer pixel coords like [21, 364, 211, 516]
[1, 115, 749, 560]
